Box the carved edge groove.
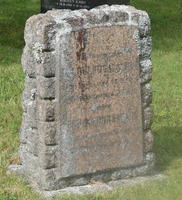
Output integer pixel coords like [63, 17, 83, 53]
[20, 13, 59, 189]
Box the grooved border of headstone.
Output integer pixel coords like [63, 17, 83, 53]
[11, 5, 155, 192]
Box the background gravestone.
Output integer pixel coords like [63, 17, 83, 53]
[41, 0, 130, 13]
[11, 5, 154, 196]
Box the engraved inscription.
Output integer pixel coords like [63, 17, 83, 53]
[55, 0, 88, 9]
[59, 26, 144, 177]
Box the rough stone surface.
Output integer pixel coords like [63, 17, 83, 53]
[37, 77, 56, 99]
[38, 100, 55, 122]
[143, 107, 153, 130]
[141, 83, 152, 108]
[10, 5, 154, 194]
[144, 130, 154, 152]
[38, 122, 57, 145]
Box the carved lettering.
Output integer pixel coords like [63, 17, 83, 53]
[60, 26, 144, 175]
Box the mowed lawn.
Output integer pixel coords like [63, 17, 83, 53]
[0, 0, 182, 199]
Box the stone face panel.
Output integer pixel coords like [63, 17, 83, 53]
[58, 26, 144, 177]
[15, 5, 154, 192]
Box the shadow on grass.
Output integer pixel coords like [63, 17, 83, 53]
[154, 126, 182, 172]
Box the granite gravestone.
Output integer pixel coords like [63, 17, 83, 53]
[10, 5, 154, 196]
[41, 0, 130, 13]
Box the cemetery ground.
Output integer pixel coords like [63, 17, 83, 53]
[0, 0, 181, 199]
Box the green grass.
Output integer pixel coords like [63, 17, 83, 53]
[0, 0, 182, 199]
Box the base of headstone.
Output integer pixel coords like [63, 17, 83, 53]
[39, 174, 165, 198]
[8, 165, 164, 198]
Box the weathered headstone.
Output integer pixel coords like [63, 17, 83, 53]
[41, 0, 130, 13]
[10, 5, 155, 196]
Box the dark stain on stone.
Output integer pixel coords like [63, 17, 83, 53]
[75, 30, 87, 61]
[73, 29, 89, 98]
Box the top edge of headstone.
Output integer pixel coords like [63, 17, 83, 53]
[27, 5, 150, 25]
[24, 5, 151, 49]
[25, 5, 150, 38]
[49, 5, 149, 21]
